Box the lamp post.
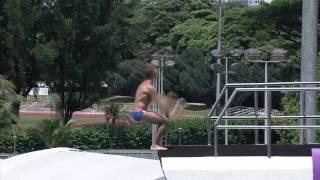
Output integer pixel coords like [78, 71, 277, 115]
[245, 48, 287, 144]
[150, 50, 175, 145]
[210, 49, 242, 145]
[216, 0, 223, 108]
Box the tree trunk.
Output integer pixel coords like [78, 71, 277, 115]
[55, 92, 64, 120]
[300, 0, 318, 144]
[64, 107, 73, 125]
[11, 101, 20, 124]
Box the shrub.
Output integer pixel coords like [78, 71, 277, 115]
[0, 118, 305, 153]
[36, 119, 73, 148]
[0, 130, 45, 153]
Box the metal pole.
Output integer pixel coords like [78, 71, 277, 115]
[160, 58, 168, 146]
[216, 0, 222, 116]
[267, 91, 272, 158]
[264, 62, 268, 144]
[161, 58, 164, 97]
[152, 59, 162, 145]
[214, 90, 239, 156]
[207, 86, 227, 146]
[208, 116, 212, 145]
[254, 89, 259, 144]
[152, 75, 158, 145]
[300, 89, 307, 144]
[50, 89, 53, 120]
[214, 124, 218, 156]
[178, 128, 182, 145]
[225, 58, 229, 145]
[301, 0, 318, 144]
[12, 125, 17, 154]
[215, 90, 239, 126]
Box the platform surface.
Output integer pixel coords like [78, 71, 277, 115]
[159, 144, 320, 157]
[1, 148, 165, 180]
[162, 156, 312, 180]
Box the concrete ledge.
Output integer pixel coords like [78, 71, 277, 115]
[87, 149, 159, 160]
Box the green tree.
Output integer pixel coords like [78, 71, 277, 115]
[222, 0, 302, 83]
[0, 75, 17, 128]
[37, 119, 73, 148]
[104, 102, 129, 148]
[165, 18, 216, 53]
[166, 48, 214, 103]
[1, 0, 50, 116]
[108, 59, 145, 96]
[104, 103, 129, 127]
[131, 0, 216, 49]
[40, 0, 139, 124]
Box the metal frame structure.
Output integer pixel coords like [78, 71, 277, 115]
[151, 52, 175, 145]
[207, 82, 320, 158]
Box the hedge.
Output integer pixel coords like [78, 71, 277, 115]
[0, 118, 310, 153]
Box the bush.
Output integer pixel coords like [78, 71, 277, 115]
[167, 118, 208, 145]
[67, 126, 110, 150]
[0, 118, 305, 153]
[67, 124, 152, 150]
[0, 130, 45, 153]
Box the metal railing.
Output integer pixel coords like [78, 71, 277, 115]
[207, 82, 320, 157]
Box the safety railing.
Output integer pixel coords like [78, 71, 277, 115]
[207, 82, 320, 158]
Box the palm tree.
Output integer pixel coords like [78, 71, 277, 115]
[37, 119, 73, 148]
[104, 103, 129, 148]
[104, 103, 129, 127]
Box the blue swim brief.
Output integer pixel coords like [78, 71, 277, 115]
[131, 111, 144, 122]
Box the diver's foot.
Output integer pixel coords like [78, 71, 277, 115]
[150, 145, 168, 151]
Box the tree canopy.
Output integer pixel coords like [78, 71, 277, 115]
[2, 0, 320, 123]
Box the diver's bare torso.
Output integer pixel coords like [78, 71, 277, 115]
[134, 79, 154, 112]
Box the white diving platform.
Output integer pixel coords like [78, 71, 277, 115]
[161, 156, 313, 180]
[0, 148, 165, 180]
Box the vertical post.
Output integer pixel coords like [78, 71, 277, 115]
[152, 75, 158, 145]
[50, 89, 53, 120]
[178, 128, 182, 145]
[160, 57, 164, 97]
[254, 89, 259, 144]
[225, 58, 229, 145]
[301, 0, 318, 144]
[208, 116, 212, 145]
[264, 62, 268, 144]
[267, 91, 272, 158]
[152, 59, 162, 145]
[13, 132, 17, 154]
[300, 89, 307, 144]
[214, 124, 218, 156]
[216, 0, 222, 116]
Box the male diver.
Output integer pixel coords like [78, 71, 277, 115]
[131, 64, 171, 151]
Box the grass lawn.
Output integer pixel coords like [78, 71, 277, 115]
[18, 109, 210, 129]
[18, 118, 107, 129]
[18, 117, 44, 129]
[183, 109, 209, 118]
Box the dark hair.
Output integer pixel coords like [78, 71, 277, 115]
[144, 64, 156, 78]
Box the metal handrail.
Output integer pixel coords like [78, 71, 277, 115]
[210, 86, 320, 158]
[215, 87, 320, 126]
[209, 115, 320, 119]
[216, 125, 320, 129]
[208, 82, 320, 118]
[226, 81, 320, 87]
[207, 82, 320, 146]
